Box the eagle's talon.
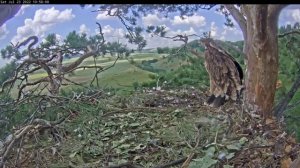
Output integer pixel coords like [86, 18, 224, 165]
[206, 94, 216, 105]
[211, 96, 225, 108]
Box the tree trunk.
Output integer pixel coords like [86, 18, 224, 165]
[243, 5, 284, 118]
[49, 51, 63, 95]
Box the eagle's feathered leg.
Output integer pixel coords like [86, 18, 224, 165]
[206, 94, 215, 105]
[205, 76, 216, 105]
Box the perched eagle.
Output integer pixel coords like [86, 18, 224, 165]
[199, 37, 244, 108]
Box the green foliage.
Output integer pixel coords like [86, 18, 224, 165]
[40, 33, 58, 48]
[124, 26, 147, 51]
[65, 31, 89, 49]
[1, 45, 22, 59]
[135, 59, 165, 73]
[276, 22, 300, 140]
[157, 47, 170, 54]
[159, 56, 209, 88]
[0, 61, 17, 85]
[138, 37, 245, 94]
[0, 94, 60, 139]
[189, 155, 218, 168]
[106, 41, 131, 57]
[146, 25, 167, 37]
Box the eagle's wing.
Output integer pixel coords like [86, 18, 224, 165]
[204, 45, 243, 101]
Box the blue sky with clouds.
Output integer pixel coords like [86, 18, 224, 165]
[0, 4, 300, 67]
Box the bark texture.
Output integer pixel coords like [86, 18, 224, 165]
[225, 5, 286, 118]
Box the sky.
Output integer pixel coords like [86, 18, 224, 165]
[0, 4, 300, 67]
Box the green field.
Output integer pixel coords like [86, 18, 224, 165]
[14, 53, 169, 97]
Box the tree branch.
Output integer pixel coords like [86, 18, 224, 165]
[0, 55, 54, 94]
[0, 116, 68, 168]
[90, 55, 120, 85]
[62, 50, 97, 73]
[63, 22, 105, 73]
[278, 30, 300, 38]
[273, 74, 300, 119]
[224, 5, 247, 34]
[268, 5, 287, 20]
[17, 77, 49, 101]
[286, 100, 300, 111]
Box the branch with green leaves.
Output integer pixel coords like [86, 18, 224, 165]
[0, 22, 108, 100]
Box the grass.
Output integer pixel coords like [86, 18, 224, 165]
[9, 53, 163, 97]
[67, 61, 155, 88]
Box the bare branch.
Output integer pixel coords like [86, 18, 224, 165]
[96, 22, 106, 50]
[278, 30, 300, 38]
[90, 55, 120, 85]
[0, 54, 57, 94]
[181, 123, 202, 168]
[63, 22, 105, 73]
[286, 100, 300, 111]
[15, 36, 38, 50]
[73, 65, 104, 71]
[93, 56, 99, 87]
[17, 77, 49, 101]
[273, 74, 300, 119]
[62, 50, 97, 73]
[224, 5, 247, 34]
[268, 5, 287, 21]
[0, 116, 69, 168]
[62, 77, 89, 90]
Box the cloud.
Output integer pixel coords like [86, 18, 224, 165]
[15, 5, 31, 17]
[167, 27, 197, 37]
[285, 4, 300, 10]
[142, 13, 168, 26]
[96, 8, 117, 20]
[287, 9, 300, 22]
[84, 5, 94, 9]
[162, 24, 171, 32]
[279, 7, 300, 26]
[218, 24, 243, 41]
[79, 24, 90, 34]
[0, 57, 10, 68]
[100, 25, 125, 38]
[96, 25, 133, 47]
[171, 14, 206, 27]
[210, 22, 218, 37]
[55, 33, 63, 44]
[0, 24, 9, 40]
[11, 7, 75, 44]
[145, 35, 188, 49]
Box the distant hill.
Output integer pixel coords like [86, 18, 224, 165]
[140, 48, 157, 53]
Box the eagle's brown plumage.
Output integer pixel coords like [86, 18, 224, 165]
[200, 37, 244, 107]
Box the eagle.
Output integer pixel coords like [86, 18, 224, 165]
[198, 37, 244, 108]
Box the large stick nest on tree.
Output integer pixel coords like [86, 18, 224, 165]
[0, 87, 299, 168]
